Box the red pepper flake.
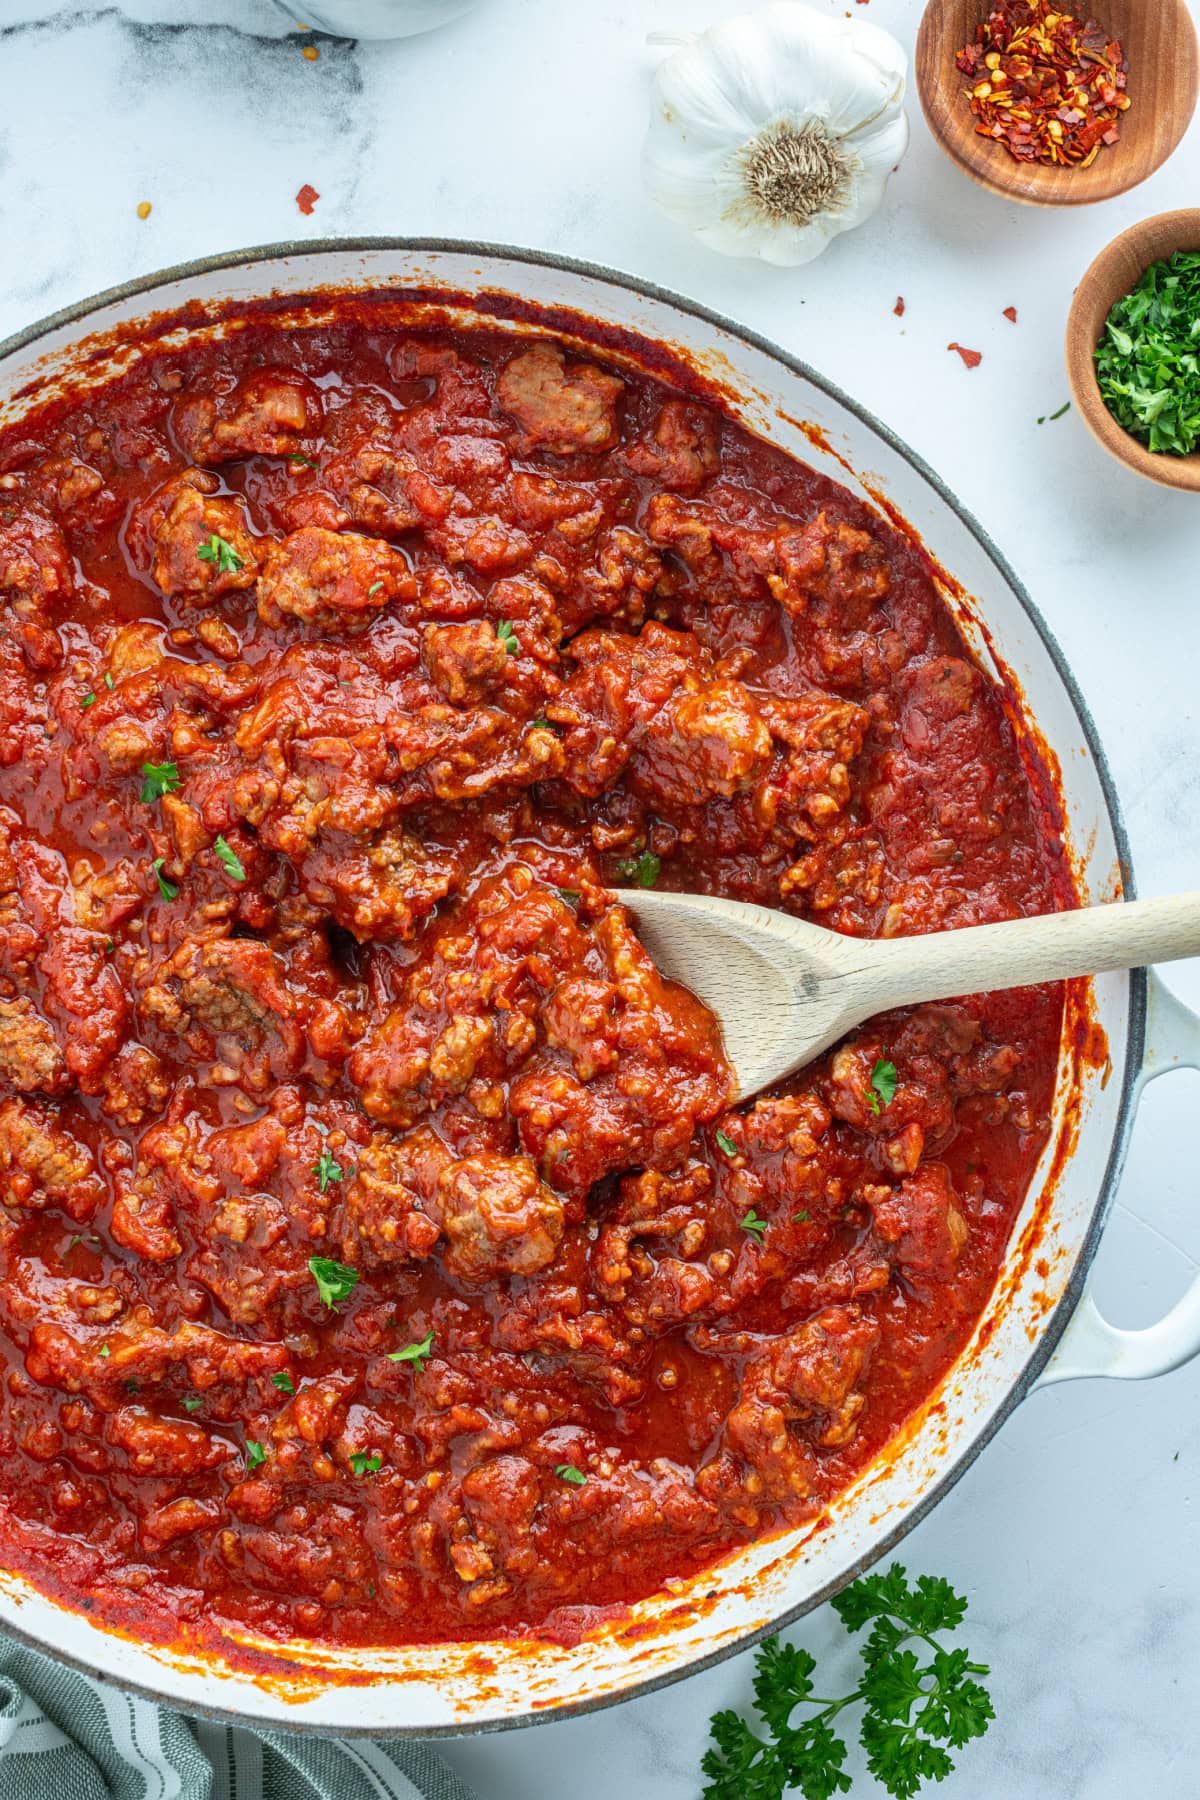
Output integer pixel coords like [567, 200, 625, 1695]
[955, 2, 1130, 169]
[893, 296, 906, 317]
[1003, 305, 1018, 322]
[296, 184, 320, 216]
[948, 342, 983, 369]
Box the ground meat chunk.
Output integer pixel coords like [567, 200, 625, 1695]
[0, 509, 72, 667]
[623, 399, 720, 493]
[172, 368, 321, 464]
[497, 344, 623, 455]
[107, 1407, 232, 1477]
[770, 511, 891, 623]
[0, 997, 68, 1093]
[256, 527, 416, 632]
[865, 1163, 968, 1284]
[339, 1135, 442, 1265]
[323, 437, 452, 537]
[430, 1153, 565, 1282]
[422, 620, 510, 703]
[139, 935, 328, 1092]
[0, 1096, 106, 1222]
[133, 471, 263, 603]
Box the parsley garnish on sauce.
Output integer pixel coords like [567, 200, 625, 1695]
[313, 1148, 343, 1192]
[555, 1464, 587, 1487]
[740, 1209, 768, 1244]
[617, 851, 661, 888]
[140, 761, 180, 804]
[1095, 252, 1200, 456]
[196, 532, 245, 575]
[794, 1209, 811, 1224]
[245, 1440, 267, 1471]
[387, 1329, 434, 1373]
[349, 1450, 382, 1476]
[367, 579, 384, 596]
[715, 1128, 738, 1159]
[867, 1058, 897, 1116]
[182, 1396, 202, 1413]
[308, 1255, 359, 1311]
[80, 692, 96, 709]
[288, 452, 319, 470]
[496, 619, 520, 655]
[151, 857, 178, 902]
[701, 1563, 993, 1800]
[271, 1371, 296, 1396]
[214, 835, 246, 882]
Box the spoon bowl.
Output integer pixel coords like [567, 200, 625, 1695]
[626, 889, 1200, 1099]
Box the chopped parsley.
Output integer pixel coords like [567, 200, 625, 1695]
[715, 1128, 738, 1159]
[80, 692, 96, 709]
[555, 1463, 587, 1487]
[271, 1371, 296, 1396]
[740, 1209, 768, 1244]
[616, 851, 661, 888]
[367, 579, 384, 596]
[151, 857, 178, 902]
[495, 619, 520, 655]
[701, 1563, 994, 1800]
[288, 452, 319, 470]
[196, 532, 245, 575]
[556, 887, 580, 906]
[867, 1058, 897, 1116]
[122, 1378, 139, 1392]
[103, 672, 114, 690]
[349, 1450, 382, 1476]
[1095, 251, 1200, 456]
[793, 1209, 811, 1224]
[97, 1343, 111, 1359]
[313, 1147, 343, 1192]
[139, 760, 181, 804]
[181, 1396, 202, 1413]
[214, 835, 246, 882]
[308, 1255, 359, 1311]
[1037, 401, 1072, 425]
[245, 1439, 267, 1471]
[387, 1329, 434, 1373]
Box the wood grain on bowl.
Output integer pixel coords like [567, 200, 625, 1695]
[916, 0, 1199, 206]
[1066, 208, 1200, 492]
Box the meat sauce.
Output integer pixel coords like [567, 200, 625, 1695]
[0, 315, 1070, 1653]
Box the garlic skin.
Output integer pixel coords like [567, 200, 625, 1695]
[643, 2, 910, 267]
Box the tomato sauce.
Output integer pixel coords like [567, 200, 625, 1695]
[0, 314, 1070, 1653]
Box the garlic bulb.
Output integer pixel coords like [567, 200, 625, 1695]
[643, 2, 909, 267]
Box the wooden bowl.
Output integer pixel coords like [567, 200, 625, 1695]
[915, 0, 1199, 206]
[1066, 209, 1200, 491]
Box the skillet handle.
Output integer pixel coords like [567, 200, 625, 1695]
[1036, 970, 1200, 1386]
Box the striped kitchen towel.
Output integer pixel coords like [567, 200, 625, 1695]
[0, 1637, 479, 1800]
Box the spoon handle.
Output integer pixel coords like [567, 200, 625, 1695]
[841, 893, 1200, 1016]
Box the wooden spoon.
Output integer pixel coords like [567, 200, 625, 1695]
[623, 891, 1200, 1101]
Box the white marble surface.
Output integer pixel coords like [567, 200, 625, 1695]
[2, 2, 1199, 1794]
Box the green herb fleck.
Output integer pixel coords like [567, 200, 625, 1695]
[140, 760, 181, 804]
[867, 1058, 897, 1116]
[271, 1371, 296, 1396]
[556, 887, 580, 906]
[496, 619, 520, 655]
[794, 1209, 811, 1224]
[555, 1463, 587, 1487]
[182, 1396, 202, 1413]
[387, 1329, 434, 1373]
[701, 1563, 993, 1800]
[740, 1209, 768, 1244]
[245, 1439, 267, 1471]
[617, 851, 661, 888]
[196, 532, 245, 575]
[715, 1128, 738, 1159]
[98, 1344, 111, 1359]
[288, 452, 319, 470]
[367, 579, 384, 596]
[214, 835, 246, 882]
[349, 1450, 383, 1476]
[308, 1255, 359, 1311]
[313, 1147, 343, 1193]
[1094, 252, 1200, 456]
[1037, 401, 1072, 425]
[151, 857, 179, 902]
[103, 672, 114, 690]
[80, 692, 97, 709]
[122, 1378, 139, 1392]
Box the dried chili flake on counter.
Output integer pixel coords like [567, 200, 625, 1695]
[296, 184, 320, 216]
[955, 1, 1130, 168]
[948, 342, 983, 369]
[894, 296, 906, 316]
[1003, 305, 1018, 322]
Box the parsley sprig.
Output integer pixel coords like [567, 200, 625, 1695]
[196, 532, 244, 574]
[702, 1565, 993, 1800]
[616, 851, 661, 888]
[387, 1328, 434, 1373]
[308, 1255, 359, 1311]
[1095, 251, 1200, 457]
[140, 761, 180, 804]
[867, 1058, 897, 1117]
